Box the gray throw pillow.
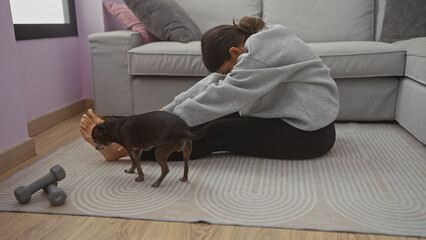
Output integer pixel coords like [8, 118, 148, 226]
[122, 0, 201, 43]
[380, 0, 426, 43]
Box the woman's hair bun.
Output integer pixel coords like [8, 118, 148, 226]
[234, 16, 266, 35]
[201, 16, 265, 72]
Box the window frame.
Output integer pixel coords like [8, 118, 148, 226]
[12, 0, 78, 40]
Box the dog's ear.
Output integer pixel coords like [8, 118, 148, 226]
[92, 124, 106, 139]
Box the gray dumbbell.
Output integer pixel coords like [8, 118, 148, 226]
[43, 182, 67, 206]
[14, 165, 66, 204]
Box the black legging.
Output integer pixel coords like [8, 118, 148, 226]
[141, 113, 336, 161]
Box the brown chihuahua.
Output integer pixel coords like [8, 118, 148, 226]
[91, 111, 204, 187]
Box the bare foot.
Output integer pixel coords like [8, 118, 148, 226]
[80, 109, 128, 161]
[86, 109, 103, 124]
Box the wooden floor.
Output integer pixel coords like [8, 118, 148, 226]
[0, 113, 423, 240]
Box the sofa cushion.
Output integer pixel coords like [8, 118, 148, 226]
[262, 0, 374, 43]
[380, 0, 426, 43]
[103, 2, 158, 44]
[128, 41, 405, 79]
[128, 42, 209, 77]
[311, 41, 405, 78]
[393, 37, 426, 85]
[122, 0, 201, 43]
[175, 0, 262, 34]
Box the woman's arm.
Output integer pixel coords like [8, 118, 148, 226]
[162, 73, 225, 112]
[172, 56, 289, 126]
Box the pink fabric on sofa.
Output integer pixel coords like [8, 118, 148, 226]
[103, 2, 158, 44]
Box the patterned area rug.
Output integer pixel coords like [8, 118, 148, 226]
[0, 123, 425, 237]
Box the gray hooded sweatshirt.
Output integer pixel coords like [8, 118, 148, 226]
[163, 25, 339, 131]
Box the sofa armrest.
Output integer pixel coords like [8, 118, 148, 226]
[393, 37, 426, 85]
[393, 38, 426, 145]
[88, 30, 143, 116]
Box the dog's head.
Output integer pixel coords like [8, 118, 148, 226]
[91, 124, 111, 151]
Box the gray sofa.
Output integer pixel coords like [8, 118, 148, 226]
[88, 0, 426, 144]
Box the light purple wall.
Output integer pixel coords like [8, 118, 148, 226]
[18, 0, 106, 120]
[0, 0, 30, 151]
[75, 0, 105, 99]
[17, 37, 83, 121]
[0, 0, 106, 152]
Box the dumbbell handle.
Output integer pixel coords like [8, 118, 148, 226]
[26, 174, 58, 194]
[45, 183, 59, 193]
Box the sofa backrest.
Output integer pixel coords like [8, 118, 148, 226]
[263, 0, 375, 43]
[102, 0, 387, 42]
[375, 0, 387, 40]
[175, 0, 262, 34]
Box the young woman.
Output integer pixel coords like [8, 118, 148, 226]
[80, 16, 339, 161]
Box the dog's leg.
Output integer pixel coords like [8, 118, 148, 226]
[124, 146, 137, 174]
[128, 149, 144, 182]
[124, 160, 136, 174]
[180, 141, 192, 183]
[152, 147, 173, 187]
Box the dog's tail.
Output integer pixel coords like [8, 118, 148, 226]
[183, 127, 207, 140]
